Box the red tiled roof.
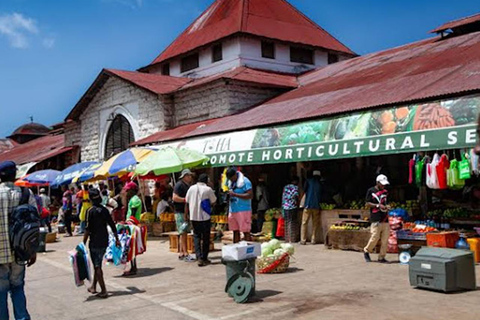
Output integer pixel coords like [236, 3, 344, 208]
[66, 67, 298, 121]
[148, 0, 354, 66]
[180, 67, 298, 90]
[105, 69, 191, 94]
[430, 12, 480, 33]
[134, 31, 480, 145]
[0, 134, 71, 165]
[66, 69, 191, 120]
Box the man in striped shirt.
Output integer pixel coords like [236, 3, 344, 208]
[0, 161, 37, 320]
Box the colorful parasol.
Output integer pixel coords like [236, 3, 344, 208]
[52, 161, 98, 187]
[95, 147, 155, 179]
[134, 147, 209, 176]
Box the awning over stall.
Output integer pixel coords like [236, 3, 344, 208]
[155, 95, 480, 167]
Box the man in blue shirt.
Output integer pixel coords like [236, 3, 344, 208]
[301, 170, 322, 245]
[226, 167, 253, 243]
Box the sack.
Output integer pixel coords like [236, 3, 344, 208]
[459, 153, 472, 180]
[201, 199, 212, 215]
[9, 188, 41, 264]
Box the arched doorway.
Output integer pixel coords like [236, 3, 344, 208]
[104, 114, 134, 159]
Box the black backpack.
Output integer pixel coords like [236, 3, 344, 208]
[9, 188, 41, 264]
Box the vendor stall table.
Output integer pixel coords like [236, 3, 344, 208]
[321, 209, 370, 243]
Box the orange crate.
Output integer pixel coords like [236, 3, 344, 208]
[426, 231, 459, 248]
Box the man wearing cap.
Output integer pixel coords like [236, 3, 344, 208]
[173, 169, 195, 261]
[301, 170, 323, 245]
[226, 167, 253, 243]
[0, 161, 38, 319]
[363, 174, 391, 263]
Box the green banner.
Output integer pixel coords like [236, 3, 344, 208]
[164, 95, 480, 166]
[209, 125, 477, 166]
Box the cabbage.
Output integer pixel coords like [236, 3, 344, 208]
[274, 249, 286, 257]
[261, 242, 270, 251]
[281, 243, 295, 255]
[269, 239, 281, 250]
[261, 247, 273, 257]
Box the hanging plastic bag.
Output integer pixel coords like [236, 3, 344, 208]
[426, 153, 440, 189]
[459, 153, 472, 180]
[448, 159, 465, 190]
[415, 157, 425, 187]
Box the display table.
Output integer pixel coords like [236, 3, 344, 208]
[320, 209, 370, 243]
[326, 229, 374, 251]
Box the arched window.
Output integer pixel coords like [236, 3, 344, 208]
[104, 115, 134, 159]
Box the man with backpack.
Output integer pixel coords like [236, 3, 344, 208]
[0, 161, 39, 320]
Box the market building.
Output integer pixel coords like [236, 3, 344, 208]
[59, 1, 480, 248]
[63, 0, 355, 162]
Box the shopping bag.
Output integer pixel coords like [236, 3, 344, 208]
[276, 217, 285, 238]
[415, 158, 425, 187]
[459, 153, 472, 180]
[448, 159, 465, 190]
[426, 153, 440, 189]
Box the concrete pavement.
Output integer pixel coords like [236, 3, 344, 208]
[9, 235, 480, 320]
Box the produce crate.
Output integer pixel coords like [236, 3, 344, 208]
[45, 232, 57, 243]
[152, 221, 176, 237]
[396, 230, 427, 241]
[426, 231, 459, 248]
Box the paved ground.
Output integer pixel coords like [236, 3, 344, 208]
[9, 235, 480, 320]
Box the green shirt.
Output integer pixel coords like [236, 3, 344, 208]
[127, 195, 142, 221]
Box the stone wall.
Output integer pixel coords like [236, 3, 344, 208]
[69, 76, 168, 161]
[173, 80, 286, 126]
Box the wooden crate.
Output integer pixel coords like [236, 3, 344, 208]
[152, 221, 176, 237]
[46, 232, 57, 243]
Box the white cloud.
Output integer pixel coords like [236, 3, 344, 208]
[42, 37, 55, 49]
[0, 12, 39, 49]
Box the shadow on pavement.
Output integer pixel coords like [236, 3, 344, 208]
[284, 267, 304, 273]
[248, 290, 282, 303]
[85, 286, 146, 301]
[114, 267, 174, 278]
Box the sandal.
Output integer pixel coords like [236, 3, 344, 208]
[87, 287, 97, 294]
[122, 270, 137, 277]
[96, 292, 108, 299]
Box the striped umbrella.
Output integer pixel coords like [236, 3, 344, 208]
[20, 170, 61, 186]
[94, 147, 155, 179]
[52, 161, 98, 187]
[73, 163, 103, 183]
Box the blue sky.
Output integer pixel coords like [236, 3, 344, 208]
[0, 0, 478, 138]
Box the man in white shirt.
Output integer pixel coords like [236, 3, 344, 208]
[185, 174, 217, 267]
